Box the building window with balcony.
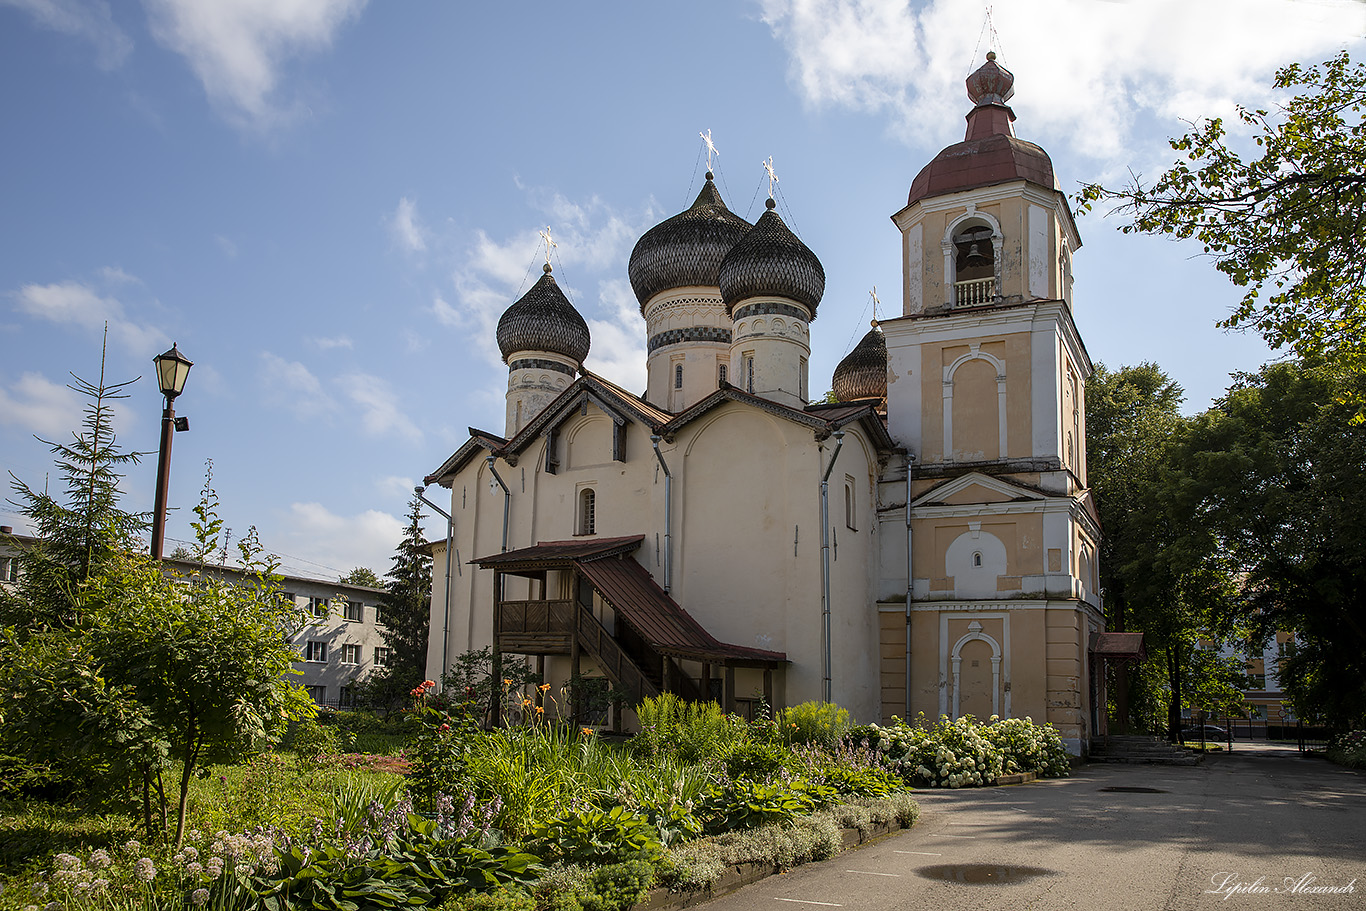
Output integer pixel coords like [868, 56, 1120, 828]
[343, 600, 363, 622]
[578, 488, 596, 535]
[304, 640, 328, 662]
[952, 224, 995, 308]
[373, 646, 392, 668]
[340, 643, 361, 665]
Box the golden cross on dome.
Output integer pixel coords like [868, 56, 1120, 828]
[538, 226, 557, 267]
[763, 156, 779, 198]
[699, 129, 719, 172]
[869, 286, 881, 326]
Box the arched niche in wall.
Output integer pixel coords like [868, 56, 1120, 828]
[943, 346, 1006, 461]
[565, 415, 612, 470]
[945, 527, 1008, 598]
[951, 620, 1002, 719]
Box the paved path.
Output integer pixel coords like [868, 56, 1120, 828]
[699, 751, 1365, 910]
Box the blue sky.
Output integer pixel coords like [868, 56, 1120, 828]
[2, 0, 1362, 577]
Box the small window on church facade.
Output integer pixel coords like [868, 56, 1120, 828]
[972, 552, 983, 567]
[674, 363, 683, 389]
[744, 354, 755, 393]
[844, 481, 856, 531]
[718, 363, 727, 386]
[578, 488, 596, 535]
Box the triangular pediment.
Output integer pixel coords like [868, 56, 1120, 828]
[912, 471, 1047, 508]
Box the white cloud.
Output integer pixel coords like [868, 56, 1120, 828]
[311, 335, 353, 350]
[0, 372, 83, 437]
[583, 279, 646, 393]
[759, 0, 1366, 166]
[12, 278, 167, 354]
[1, 0, 132, 69]
[387, 196, 428, 253]
[142, 0, 366, 129]
[377, 474, 417, 501]
[338, 372, 421, 442]
[439, 186, 656, 379]
[259, 351, 337, 419]
[215, 234, 239, 258]
[275, 501, 402, 577]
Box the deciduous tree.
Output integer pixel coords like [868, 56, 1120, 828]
[1079, 51, 1366, 372]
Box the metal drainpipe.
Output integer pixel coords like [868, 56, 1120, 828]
[415, 486, 454, 691]
[650, 435, 673, 593]
[904, 454, 916, 718]
[486, 456, 511, 728]
[486, 456, 511, 554]
[820, 430, 846, 704]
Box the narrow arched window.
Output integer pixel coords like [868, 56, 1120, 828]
[973, 552, 983, 567]
[578, 488, 596, 535]
[674, 363, 683, 389]
[844, 483, 856, 531]
[745, 355, 755, 393]
[718, 363, 728, 386]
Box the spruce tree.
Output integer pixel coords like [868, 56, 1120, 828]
[374, 494, 432, 699]
[2, 336, 146, 629]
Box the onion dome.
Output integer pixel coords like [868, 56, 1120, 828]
[906, 52, 1056, 208]
[965, 50, 1014, 106]
[628, 172, 753, 310]
[718, 198, 825, 317]
[832, 326, 887, 402]
[496, 265, 591, 364]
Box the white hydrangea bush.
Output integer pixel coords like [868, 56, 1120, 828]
[851, 713, 1069, 788]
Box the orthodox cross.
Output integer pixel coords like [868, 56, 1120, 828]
[763, 156, 779, 199]
[699, 129, 719, 171]
[538, 226, 557, 268]
[869, 286, 881, 327]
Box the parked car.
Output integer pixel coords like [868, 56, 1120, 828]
[1182, 724, 1230, 740]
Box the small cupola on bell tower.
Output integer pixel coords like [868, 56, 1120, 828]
[496, 262, 591, 438]
[891, 52, 1080, 316]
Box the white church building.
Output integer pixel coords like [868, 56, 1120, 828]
[423, 54, 1107, 754]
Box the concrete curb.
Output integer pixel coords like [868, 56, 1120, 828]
[636, 819, 911, 911]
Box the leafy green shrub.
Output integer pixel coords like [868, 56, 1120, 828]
[529, 805, 665, 867]
[439, 886, 537, 910]
[291, 716, 341, 762]
[406, 705, 480, 813]
[779, 702, 851, 749]
[582, 859, 657, 911]
[1328, 729, 1366, 769]
[816, 765, 903, 799]
[696, 778, 822, 834]
[632, 693, 746, 764]
[723, 740, 793, 779]
[981, 715, 1071, 777]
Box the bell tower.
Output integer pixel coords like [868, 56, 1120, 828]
[876, 53, 1103, 756]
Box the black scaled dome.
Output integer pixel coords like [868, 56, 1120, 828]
[496, 265, 591, 364]
[832, 327, 887, 402]
[719, 199, 825, 317]
[628, 173, 752, 311]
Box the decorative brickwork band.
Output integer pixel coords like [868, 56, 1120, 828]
[732, 302, 810, 322]
[509, 358, 576, 378]
[647, 326, 733, 353]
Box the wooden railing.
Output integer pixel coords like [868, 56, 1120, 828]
[953, 276, 994, 308]
[574, 604, 660, 705]
[498, 600, 576, 634]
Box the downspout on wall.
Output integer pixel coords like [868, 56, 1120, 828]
[650, 435, 673, 593]
[904, 454, 916, 717]
[415, 485, 454, 690]
[820, 430, 845, 704]
[486, 456, 511, 726]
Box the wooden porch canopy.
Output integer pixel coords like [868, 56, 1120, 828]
[473, 536, 787, 669]
[1089, 631, 1146, 662]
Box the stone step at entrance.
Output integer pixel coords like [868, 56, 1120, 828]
[1090, 735, 1201, 765]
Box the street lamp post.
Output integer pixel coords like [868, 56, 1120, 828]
[150, 343, 192, 560]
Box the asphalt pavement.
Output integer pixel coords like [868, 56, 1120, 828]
[698, 747, 1365, 910]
